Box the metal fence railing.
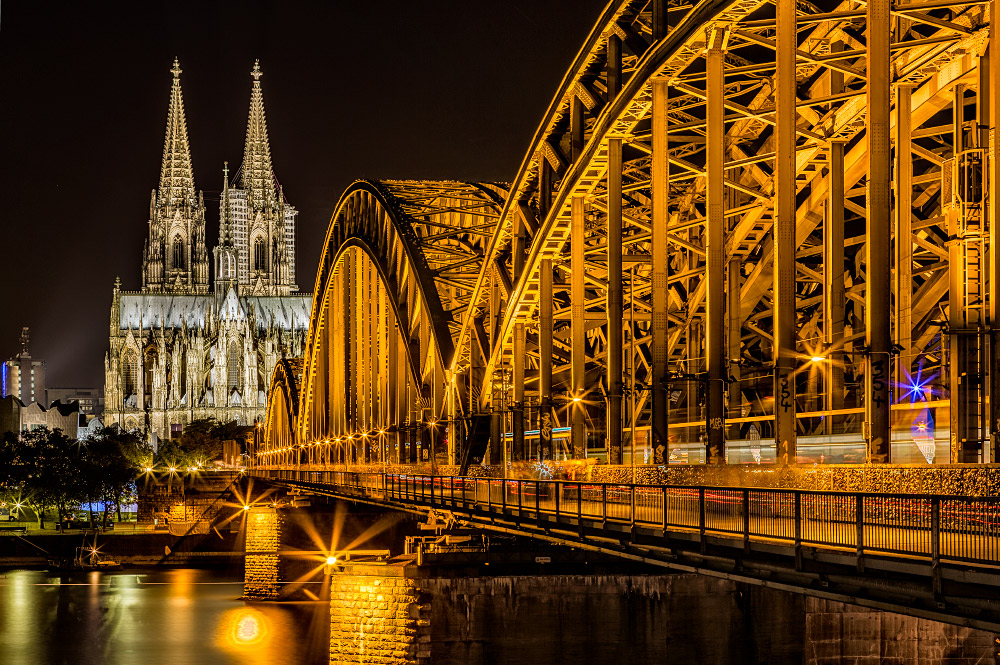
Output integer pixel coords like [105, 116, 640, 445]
[255, 469, 1000, 568]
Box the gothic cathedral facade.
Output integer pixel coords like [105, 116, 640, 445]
[104, 60, 312, 444]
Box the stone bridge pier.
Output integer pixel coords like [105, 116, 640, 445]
[243, 506, 282, 600]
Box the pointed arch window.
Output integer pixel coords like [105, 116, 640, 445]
[172, 235, 185, 269]
[253, 238, 267, 272]
[123, 352, 138, 396]
[228, 341, 242, 391]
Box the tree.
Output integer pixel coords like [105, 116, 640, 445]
[81, 427, 147, 525]
[0, 428, 86, 528]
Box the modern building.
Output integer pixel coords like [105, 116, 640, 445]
[2, 328, 46, 405]
[104, 60, 311, 443]
[0, 396, 82, 438]
[47, 387, 104, 418]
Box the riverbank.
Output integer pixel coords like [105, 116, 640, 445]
[0, 530, 244, 567]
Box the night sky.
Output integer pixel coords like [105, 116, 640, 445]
[0, 1, 607, 390]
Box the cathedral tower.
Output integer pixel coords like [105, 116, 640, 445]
[222, 60, 298, 296]
[143, 59, 210, 294]
[214, 162, 239, 293]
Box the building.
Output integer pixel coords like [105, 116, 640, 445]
[47, 387, 104, 418]
[104, 60, 311, 442]
[0, 396, 82, 438]
[2, 328, 46, 405]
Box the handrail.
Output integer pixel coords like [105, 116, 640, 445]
[254, 469, 1000, 569]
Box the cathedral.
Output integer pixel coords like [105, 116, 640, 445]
[104, 60, 312, 444]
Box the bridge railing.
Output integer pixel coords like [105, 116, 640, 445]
[256, 469, 1000, 567]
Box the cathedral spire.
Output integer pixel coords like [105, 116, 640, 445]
[220, 161, 232, 244]
[241, 60, 276, 209]
[158, 58, 196, 205]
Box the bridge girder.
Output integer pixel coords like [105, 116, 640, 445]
[264, 0, 1000, 468]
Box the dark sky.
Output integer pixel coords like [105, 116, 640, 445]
[0, 0, 607, 390]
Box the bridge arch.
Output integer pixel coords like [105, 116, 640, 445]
[260, 357, 303, 466]
[448, 0, 997, 466]
[296, 180, 504, 465]
[264, 1, 999, 472]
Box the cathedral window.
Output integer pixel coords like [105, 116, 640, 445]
[144, 348, 158, 394]
[228, 342, 242, 391]
[123, 353, 138, 396]
[172, 235, 185, 269]
[253, 238, 267, 271]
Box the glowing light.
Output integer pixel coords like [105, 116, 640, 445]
[811, 356, 825, 363]
[168, 467, 176, 473]
[571, 397, 582, 403]
[144, 467, 153, 473]
[243, 505, 250, 511]
[326, 556, 337, 565]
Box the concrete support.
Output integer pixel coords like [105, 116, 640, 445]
[865, 0, 892, 463]
[895, 85, 913, 393]
[774, 0, 798, 464]
[244, 506, 280, 600]
[651, 79, 670, 465]
[539, 259, 554, 460]
[571, 195, 587, 459]
[705, 28, 726, 465]
[606, 137, 624, 464]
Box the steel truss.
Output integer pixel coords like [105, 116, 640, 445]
[263, 0, 1000, 468]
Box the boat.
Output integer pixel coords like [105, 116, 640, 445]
[48, 537, 123, 571]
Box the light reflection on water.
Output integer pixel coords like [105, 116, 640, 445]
[0, 568, 328, 665]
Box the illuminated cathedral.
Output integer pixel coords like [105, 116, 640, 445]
[104, 60, 311, 443]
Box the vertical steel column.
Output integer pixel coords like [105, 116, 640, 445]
[607, 137, 624, 465]
[540, 258, 554, 460]
[539, 159, 552, 220]
[826, 141, 846, 429]
[865, 0, 892, 463]
[651, 79, 670, 464]
[825, 41, 846, 433]
[895, 85, 914, 392]
[706, 27, 727, 465]
[345, 254, 355, 453]
[949, 84, 977, 463]
[447, 373, 457, 466]
[513, 212, 526, 462]
[571, 195, 587, 458]
[727, 259, 742, 440]
[489, 270, 502, 465]
[388, 318, 399, 464]
[775, 0, 798, 464]
[571, 96, 585, 163]
[607, 35, 622, 100]
[652, 0, 667, 40]
[990, 4, 1000, 462]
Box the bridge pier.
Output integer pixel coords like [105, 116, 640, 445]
[243, 506, 281, 600]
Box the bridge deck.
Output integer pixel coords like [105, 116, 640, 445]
[253, 468, 1000, 631]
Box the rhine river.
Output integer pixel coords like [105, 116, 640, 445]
[0, 568, 329, 665]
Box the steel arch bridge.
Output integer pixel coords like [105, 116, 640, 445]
[259, 0, 1000, 470]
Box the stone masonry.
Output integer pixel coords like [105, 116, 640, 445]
[330, 562, 430, 665]
[244, 506, 281, 599]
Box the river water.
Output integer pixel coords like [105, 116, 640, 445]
[0, 568, 329, 665]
